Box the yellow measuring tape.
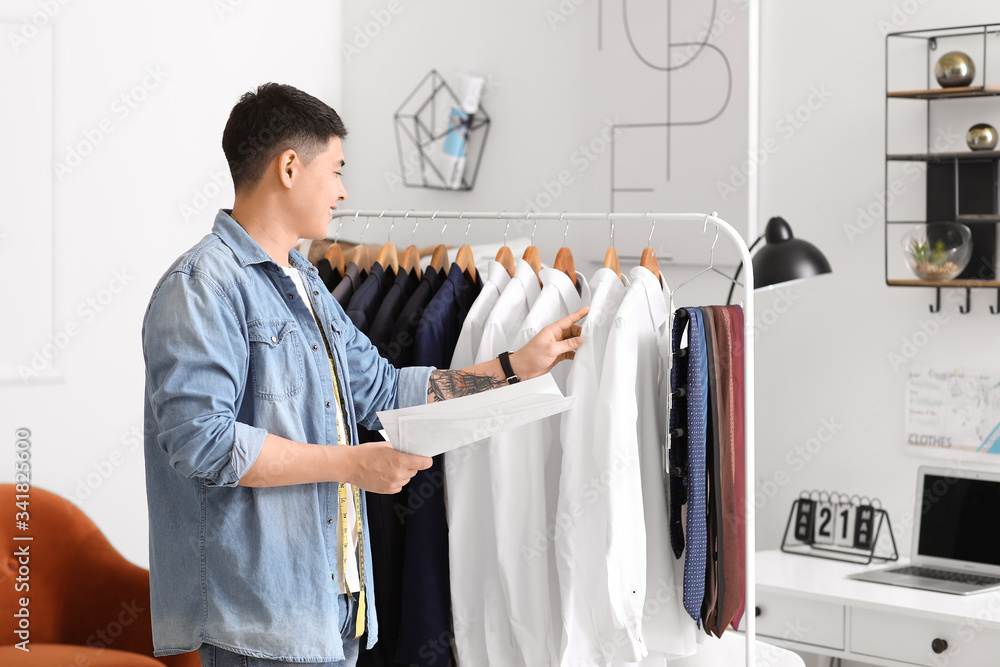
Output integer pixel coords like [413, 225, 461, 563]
[314, 311, 366, 639]
[330, 361, 366, 639]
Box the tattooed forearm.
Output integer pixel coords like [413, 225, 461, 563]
[427, 369, 506, 402]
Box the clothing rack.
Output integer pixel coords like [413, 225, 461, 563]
[329, 209, 757, 666]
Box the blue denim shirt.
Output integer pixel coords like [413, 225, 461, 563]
[142, 210, 433, 661]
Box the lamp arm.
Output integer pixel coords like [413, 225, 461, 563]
[725, 234, 765, 306]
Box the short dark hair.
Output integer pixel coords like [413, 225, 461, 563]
[222, 83, 348, 193]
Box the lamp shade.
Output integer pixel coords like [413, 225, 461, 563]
[751, 216, 832, 289]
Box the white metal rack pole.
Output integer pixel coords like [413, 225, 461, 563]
[329, 209, 756, 666]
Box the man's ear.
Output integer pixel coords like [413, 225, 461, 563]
[277, 149, 297, 189]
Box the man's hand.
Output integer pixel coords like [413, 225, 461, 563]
[510, 306, 589, 381]
[349, 440, 432, 494]
[239, 434, 430, 491]
[425, 306, 589, 403]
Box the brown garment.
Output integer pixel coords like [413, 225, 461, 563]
[711, 305, 743, 636]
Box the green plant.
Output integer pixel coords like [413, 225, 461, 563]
[909, 238, 949, 266]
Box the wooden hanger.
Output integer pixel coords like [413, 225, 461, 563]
[552, 214, 577, 286]
[605, 213, 622, 280]
[604, 247, 621, 278]
[455, 244, 477, 282]
[522, 246, 542, 283]
[522, 216, 542, 284]
[494, 215, 515, 277]
[554, 248, 577, 286]
[325, 243, 345, 277]
[350, 244, 374, 274]
[640, 247, 661, 280]
[450, 214, 477, 282]
[495, 246, 515, 277]
[376, 242, 399, 274]
[429, 245, 449, 274]
[401, 244, 422, 280]
[640, 213, 660, 279]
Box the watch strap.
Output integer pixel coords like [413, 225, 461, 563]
[497, 351, 519, 384]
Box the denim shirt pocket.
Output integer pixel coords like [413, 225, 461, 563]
[247, 318, 305, 400]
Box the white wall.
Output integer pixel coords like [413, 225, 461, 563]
[0, 0, 341, 567]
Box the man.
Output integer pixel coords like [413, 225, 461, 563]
[142, 83, 587, 667]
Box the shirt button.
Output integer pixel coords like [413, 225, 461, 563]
[326, 401, 332, 408]
[271, 336, 278, 343]
[331, 574, 336, 581]
[313, 290, 320, 296]
[327, 517, 334, 525]
[309, 267, 316, 272]
[312, 344, 319, 351]
[288, 293, 295, 299]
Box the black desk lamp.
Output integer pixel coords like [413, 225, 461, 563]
[725, 216, 832, 305]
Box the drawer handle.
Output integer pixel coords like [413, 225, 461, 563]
[931, 638, 948, 654]
[755, 606, 762, 617]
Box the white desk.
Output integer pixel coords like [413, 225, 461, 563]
[755, 550, 1000, 667]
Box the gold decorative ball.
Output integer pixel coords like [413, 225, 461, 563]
[935, 51, 976, 87]
[967, 123, 998, 151]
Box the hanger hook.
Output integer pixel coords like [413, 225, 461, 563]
[333, 216, 344, 243]
[405, 210, 418, 244]
[529, 213, 537, 246]
[499, 210, 509, 246]
[645, 211, 655, 246]
[460, 211, 471, 243]
[361, 216, 372, 244]
[608, 212, 615, 249]
[560, 211, 569, 247]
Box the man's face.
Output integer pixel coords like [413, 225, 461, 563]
[290, 135, 348, 240]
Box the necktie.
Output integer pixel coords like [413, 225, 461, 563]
[683, 307, 709, 625]
[678, 308, 708, 626]
[668, 310, 690, 559]
[727, 306, 747, 631]
[701, 307, 722, 634]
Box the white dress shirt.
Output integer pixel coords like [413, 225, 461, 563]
[444, 260, 511, 667]
[490, 267, 590, 667]
[555, 268, 629, 667]
[597, 266, 695, 664]
[459, 258, 541, 666]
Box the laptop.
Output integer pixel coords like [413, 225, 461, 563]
[847, 466, 1000, 595]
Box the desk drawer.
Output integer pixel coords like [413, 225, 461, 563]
[756, 591, 845, 650]
[851, 606, 1000, 666]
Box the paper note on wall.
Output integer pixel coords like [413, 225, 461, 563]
[906, 366, 1000, 454]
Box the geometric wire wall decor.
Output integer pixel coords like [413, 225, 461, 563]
[393, 69, 491, 191]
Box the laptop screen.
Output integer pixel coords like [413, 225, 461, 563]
[918, 474, 1000, 566]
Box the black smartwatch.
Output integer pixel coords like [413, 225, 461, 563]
[497, 351, 519, 384]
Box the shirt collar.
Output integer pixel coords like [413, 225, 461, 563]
[629, 265, 669, 329]
[539, 267, 589, 312]
[512, 258, 542, 303]
[211, 209, 283, 269]
[485, 260, 513, 291]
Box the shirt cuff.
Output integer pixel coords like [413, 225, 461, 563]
[398, 365, 435, 408]
[212, 421, 268, 488]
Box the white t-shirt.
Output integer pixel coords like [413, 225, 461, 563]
[282, 264, 361, 595]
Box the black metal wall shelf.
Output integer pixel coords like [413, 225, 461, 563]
[885, 23, 1000, 313]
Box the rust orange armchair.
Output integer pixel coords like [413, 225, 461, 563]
[0, 484, 200, 667]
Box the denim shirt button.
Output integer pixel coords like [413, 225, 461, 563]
[270, 336, 278, 343]
[313, 290, 319, 296]
[287, 293, 295, 299]
[312, 344, 319, 351]
[327, 517, 334, 524]
[326, 401, 332, 408]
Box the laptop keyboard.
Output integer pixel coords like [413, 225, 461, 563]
[893, 565, 1000, 587]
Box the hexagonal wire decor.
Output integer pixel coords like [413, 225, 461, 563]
[393, 69, 491, 190]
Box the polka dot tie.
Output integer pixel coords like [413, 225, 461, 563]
[681, 307, 708, 625]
